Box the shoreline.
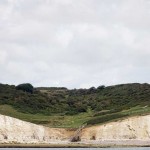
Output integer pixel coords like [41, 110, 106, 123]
[0, 141, 150, 148]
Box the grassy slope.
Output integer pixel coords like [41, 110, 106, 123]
[0, 105, 91, 128]
[0, 83, 150, 128]
[0, 104, 150, 128]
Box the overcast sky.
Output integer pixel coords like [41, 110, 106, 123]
[0, 0, 150, 88]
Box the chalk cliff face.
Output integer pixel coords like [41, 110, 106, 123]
[0, 114, 73, 144]
[81, 115, 150, 141]
[1, 114, 150, 144]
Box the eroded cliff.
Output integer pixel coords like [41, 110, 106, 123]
[81, 115, 150, 141]
[0, 114, 74, 144]
[1, 114, 150, 145]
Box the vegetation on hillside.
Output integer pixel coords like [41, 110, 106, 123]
[0, 83, 150, 127]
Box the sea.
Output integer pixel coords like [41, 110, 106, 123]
[0, 148, 149, 150]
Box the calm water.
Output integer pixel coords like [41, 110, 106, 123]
[0, 148, 149, 150]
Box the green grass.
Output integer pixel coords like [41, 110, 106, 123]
[121, 105, 150, 116]
[0, 105, 91, 128]
[1, 104, 150, 128]
[86, 105, 150, 126]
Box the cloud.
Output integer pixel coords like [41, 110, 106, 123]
[0, 0, 150, 88]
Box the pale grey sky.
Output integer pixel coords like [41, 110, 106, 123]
[0, 0, 150, 88]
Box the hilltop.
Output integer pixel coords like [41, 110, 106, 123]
[0, 83, 150, 128]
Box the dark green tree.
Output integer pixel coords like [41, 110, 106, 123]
[16, 83, 34, 93]
[97, 85, 105, 90]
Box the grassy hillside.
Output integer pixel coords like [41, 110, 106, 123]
[0, 83, 150, 128]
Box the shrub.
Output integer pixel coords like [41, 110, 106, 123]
[16, 83, 34, 93]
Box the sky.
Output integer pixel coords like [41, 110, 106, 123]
[0, 0, 150, 89]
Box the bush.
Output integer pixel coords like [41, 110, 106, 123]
[65, 111, 78, 115]
[16, 83, 34, 93]
[97, 85, 105, 90]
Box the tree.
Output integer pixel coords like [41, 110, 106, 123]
[97, 85, 105, 90]
[87, 87, 96, 94]
[16, 83, 34, 93]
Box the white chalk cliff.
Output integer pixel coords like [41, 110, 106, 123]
[0, 114, 150, 145]
[81, 115, 150, 141]
[0, 114, 73, 144]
